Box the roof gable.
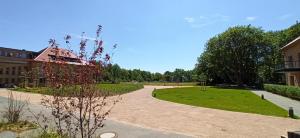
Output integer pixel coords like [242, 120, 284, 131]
[34, 46, 81, 64]
[281, 36, 300, 50]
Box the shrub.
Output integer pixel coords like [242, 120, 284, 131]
[152, 88, 157, 97]
[29, 25, 120, 138]
[2, 91, 28, 123]
[152, 92, 156, 97]
[264, 84, 300, 100]
[0, 120, 36, 133]
[36, 131, 68, 138]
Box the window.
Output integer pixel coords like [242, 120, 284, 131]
[12, 67, 16, 75]
[6, 52, 13, 57]
[15, 53, 21, 58]
[11, 78, 15, 83]
[288, 56, 294, 68]
[0, 68, 3, 75]
[5, 78, 9, 83]
[21, 53, 27, 58]
[0, 78, 3, 83]
[50, 55, 56, 61]
[6, 67, 9, 75]
[298, 53, 300, 67]
[18, 66, 22, 75]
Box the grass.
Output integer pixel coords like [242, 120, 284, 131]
[0, 120, 37, 133]
[142, 82, 198, 86]
[11, 83, 143, 96]
[96, 83, 143, 95]
[36, 131, 68, 138]
[154, 87, 289, 117]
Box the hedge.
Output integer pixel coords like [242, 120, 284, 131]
[264, 84, 300, 100]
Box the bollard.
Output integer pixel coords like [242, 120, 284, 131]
[289, 107, 294, 118]
[261, 94, 264, 100]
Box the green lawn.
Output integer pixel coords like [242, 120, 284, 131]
[154, 87, 288, 117]
[12, 83, 143, 96]
[96, 83, 143, 95]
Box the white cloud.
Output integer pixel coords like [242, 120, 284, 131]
[199, 16, 206, 19]
[184, 17, 195, 23]
[246, 16, 257, 21]
[279, 14, 293, 20]
[190, 23, 211, 28]
[70, 33, 97, 41]
[184, 14, 230, 28]
[213, 14, 230, 21]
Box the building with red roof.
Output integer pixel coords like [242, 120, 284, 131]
[0, 46, 83, 87]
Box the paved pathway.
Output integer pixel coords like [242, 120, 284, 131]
[251, 90, 300, 116]
[109, 86, 300, 138]
[0, 89, 191, 138]
[1, 87, 300, 137]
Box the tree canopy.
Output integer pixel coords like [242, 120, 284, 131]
[100, 64, 198, 83]
[196, 22, 300, 86]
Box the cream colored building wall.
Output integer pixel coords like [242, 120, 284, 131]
[0, 57, 28, 86]
[283, 42, 300, 62]
[283, 41, 300, 86]
[286, 72, 300, 86]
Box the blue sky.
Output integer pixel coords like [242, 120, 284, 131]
[1, 0, 300, 73]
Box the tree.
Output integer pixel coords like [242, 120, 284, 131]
[196, 25, 268, 86]
[152, 72, 163, 81]
[163, 71, 173, 82]
[196, 22, 300, 86]
[32, 25, 119, 138]
[108, 64, 122, 83]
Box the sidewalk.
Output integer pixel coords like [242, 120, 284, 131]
[0, 89, 192, 138]
[251, 90, 300, 116]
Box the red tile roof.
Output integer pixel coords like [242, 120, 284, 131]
[34, 46, 84, 64]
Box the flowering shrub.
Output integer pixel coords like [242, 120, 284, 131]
[31, 25, 120, 138]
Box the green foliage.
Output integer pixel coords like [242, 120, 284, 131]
[12, 83, 143, 96]
[196, 25, 268, 86]
[196, 22, 300, 86]
[264, 84, 300, 100]
[142, 82, 198, 86]
[0, 120, 37, 133]
[36, 131, 67, 138]
[152, 91, 156, 97]
[154, 87, 288, 117]
[96, 83, 144, 95]
[100, 64, 198, 83]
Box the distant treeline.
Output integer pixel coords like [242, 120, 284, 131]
[99, 64, 199, 83]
